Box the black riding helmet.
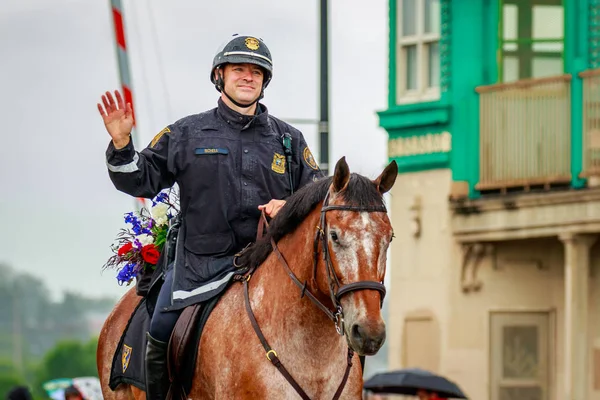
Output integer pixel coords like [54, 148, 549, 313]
[210, 34, 273, 108]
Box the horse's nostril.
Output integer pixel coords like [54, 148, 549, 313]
[350, 323, 386, 355]
[351, 324, 364, 342]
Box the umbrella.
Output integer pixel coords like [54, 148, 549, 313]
[42, 378, 73, 400]
[363, 368, 468, 399]
[42, 377, 103, 400]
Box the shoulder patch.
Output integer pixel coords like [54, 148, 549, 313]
[303, 147, 319, 171]
[151, 127, 170, 147]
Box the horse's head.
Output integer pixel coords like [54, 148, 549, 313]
[314, 157, 397, 356]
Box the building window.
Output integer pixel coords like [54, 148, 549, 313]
[490, 312, 552, 400]
[397, 0, 441, 102]
[500, 0, 564, 83]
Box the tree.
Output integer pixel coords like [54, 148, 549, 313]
[0, 263, 117, 400]
[0, 358, 26, 399]
[0, 263, 116, 363]
[35, 337, 99, 386]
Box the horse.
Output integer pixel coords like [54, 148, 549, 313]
[97, 156, 398, 399]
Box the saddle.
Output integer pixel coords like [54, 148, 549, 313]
[168, 304, 202, 381]
[165, 295, 220, 400]
[165, 305, 201, 400]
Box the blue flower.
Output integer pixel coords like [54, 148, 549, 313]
[124, 211, 146, 235]
[152, 192, 169, 206]
[124, 212, 137, 225]
[117, 262, 136, 285]
[141, 222, 153, 235]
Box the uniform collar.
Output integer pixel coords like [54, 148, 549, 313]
[217, 98, 270, 130]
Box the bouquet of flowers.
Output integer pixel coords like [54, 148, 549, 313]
[103, 190, 179, 285]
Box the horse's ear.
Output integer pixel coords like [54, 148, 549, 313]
[374, 160, 398, 194]
[332, 156, 351, 193]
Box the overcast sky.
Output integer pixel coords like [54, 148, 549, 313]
[0, 0, 389, 301]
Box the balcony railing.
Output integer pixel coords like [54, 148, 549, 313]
[581, 69, 600, 177]
[476, 75, 572, 193]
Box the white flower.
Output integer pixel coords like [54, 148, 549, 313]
[155, 216, 168, 227]
[136, 234, 154, 245]
[151, 203, 169, 223]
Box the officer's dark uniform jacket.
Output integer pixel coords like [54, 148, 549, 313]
[106, 99, 323, 310]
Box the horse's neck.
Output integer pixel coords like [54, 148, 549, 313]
[250, 210, 345, 361]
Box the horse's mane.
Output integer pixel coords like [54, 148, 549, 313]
[238, 173, 386, 268]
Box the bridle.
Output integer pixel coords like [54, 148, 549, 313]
[235, 191, 389, 400]
[312, 191, 387, 334]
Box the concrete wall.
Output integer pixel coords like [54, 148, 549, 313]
[387, 168, 454, 375]
[448, 238, 565, 399]
[589, 244, 600, 398]
[384, 168, 600, 399]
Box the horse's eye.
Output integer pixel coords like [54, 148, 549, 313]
[330, 231, 339, 243]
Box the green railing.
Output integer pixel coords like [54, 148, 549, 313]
[476, 75, 572, 193]
[581, 69, 600, 178]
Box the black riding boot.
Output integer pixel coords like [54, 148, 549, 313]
[145, 332, 169, 400]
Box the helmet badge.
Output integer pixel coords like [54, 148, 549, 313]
[245, 37, 260, 51]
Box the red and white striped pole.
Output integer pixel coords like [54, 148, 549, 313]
[109, 0, 145, 208]
[110, 0, 136, 132]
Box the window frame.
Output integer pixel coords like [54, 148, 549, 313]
[498, 0, 565, 82]
[396, 0, 441, 103]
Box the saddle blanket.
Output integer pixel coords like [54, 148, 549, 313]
[109, 297, 150, 391]
[108, 293, 222, 393]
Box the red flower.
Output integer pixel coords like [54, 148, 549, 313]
[118, 242, 134, 257]
[141, 244, 160, 265]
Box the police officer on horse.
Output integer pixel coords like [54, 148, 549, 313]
[97, 34, 323, 400]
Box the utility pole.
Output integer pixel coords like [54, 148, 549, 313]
[319, 0, 330, 175]
[12, 285, 23, 373]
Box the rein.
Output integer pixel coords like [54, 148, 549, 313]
[235, 193, 388, 399]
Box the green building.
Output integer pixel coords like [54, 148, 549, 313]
[379, 0, 600, 197]
[378, 1, 600, 399]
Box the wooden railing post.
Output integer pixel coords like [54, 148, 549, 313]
[579, 69, 600, 185]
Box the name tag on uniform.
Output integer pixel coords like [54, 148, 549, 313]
[195, 148, 229, 155]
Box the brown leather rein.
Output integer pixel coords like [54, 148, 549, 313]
[235, 193, 388, 399]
